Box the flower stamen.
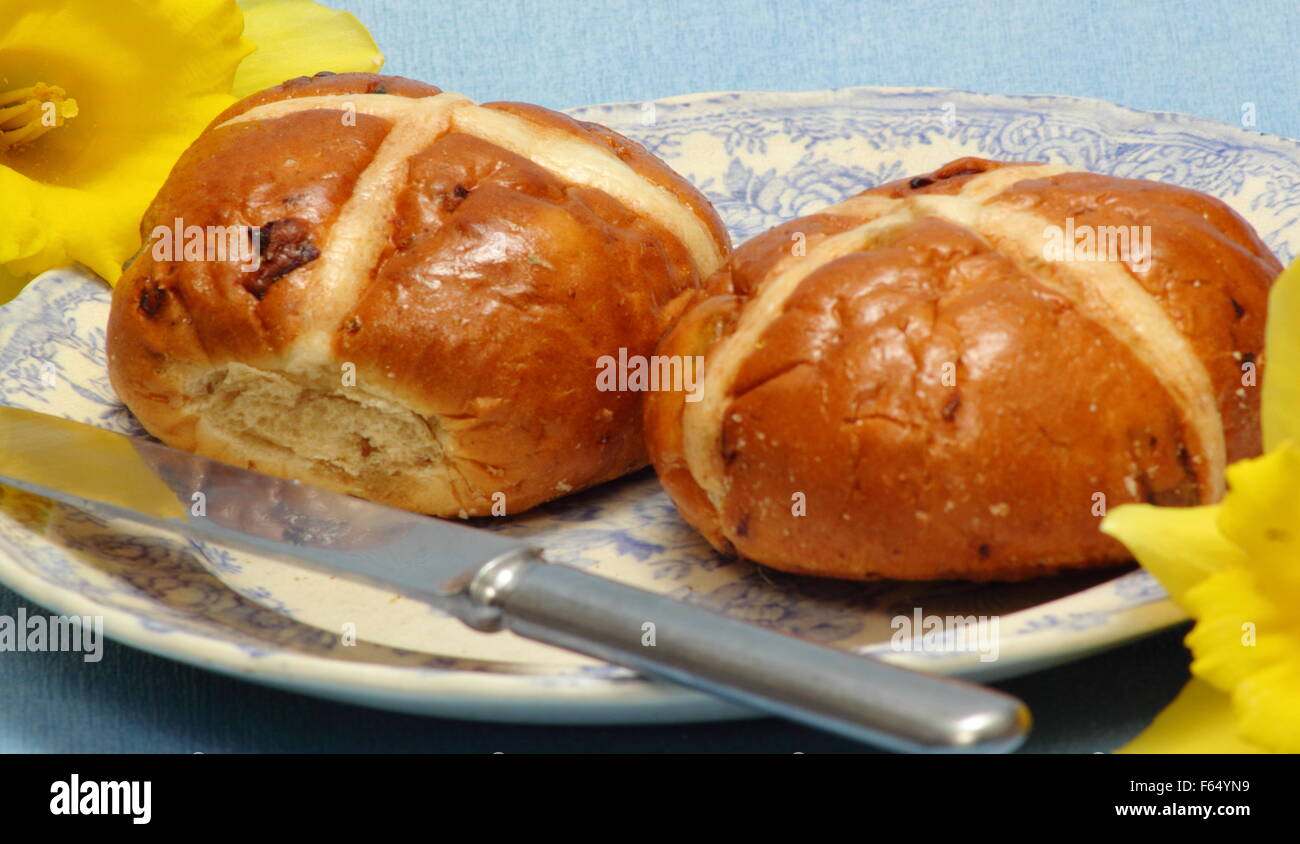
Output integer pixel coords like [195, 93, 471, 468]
[0, 83, 78, 152]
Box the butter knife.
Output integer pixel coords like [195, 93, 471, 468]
[0, 405, 1029, 752]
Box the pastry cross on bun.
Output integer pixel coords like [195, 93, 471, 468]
[646, 157, 1280, 581]
[108, 73, 730, 517]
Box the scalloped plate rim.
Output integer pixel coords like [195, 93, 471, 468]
[582, 84, 1300, 155]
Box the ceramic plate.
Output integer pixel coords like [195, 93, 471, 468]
[2, 86, 1297, 724]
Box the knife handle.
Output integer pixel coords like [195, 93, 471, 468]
[466, 551, 1030, 753]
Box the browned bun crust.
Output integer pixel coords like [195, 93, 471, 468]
[645, 157, 1279, 581]
[107, 73, 729, 518]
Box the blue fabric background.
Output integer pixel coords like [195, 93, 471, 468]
[3, 0, 1296, 753]
[348, 0, 1300, 140]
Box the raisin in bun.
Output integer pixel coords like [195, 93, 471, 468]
[645, 157, 1280, 581]
[107, 73, 729, 517]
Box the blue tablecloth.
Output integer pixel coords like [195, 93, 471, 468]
[4, 0, 1294, 753]
[358, 0, 1300, 141]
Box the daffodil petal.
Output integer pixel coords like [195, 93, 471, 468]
[232, 0, 384, 99]
[1101, 503, 1243, 608]
[4, 179, 124, 285]
[0, 166, 45, 275]
[1263, 257, 1300, 451]
[1216, 445, 1300, 590]
[1185, 568, 1291, 692]
[1117, 678, 1266, 753]
[0, 262, 30, 304]
[1234, 657, 1300, 753]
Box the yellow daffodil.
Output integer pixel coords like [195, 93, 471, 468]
[0, 0, 382, 302]
[1102, 256, 1300, 754]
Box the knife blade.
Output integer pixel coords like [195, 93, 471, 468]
[0, 405, 1029, 752]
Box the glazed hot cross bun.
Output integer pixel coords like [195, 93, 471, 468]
[646, 157, 1280, 580]
[108, 73, 729, 518]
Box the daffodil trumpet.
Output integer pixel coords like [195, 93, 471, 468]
[0, 83, 77, 151]
[0, 0, 383, 302]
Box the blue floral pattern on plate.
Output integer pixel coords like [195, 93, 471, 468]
[0, 86, 1295, 722]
